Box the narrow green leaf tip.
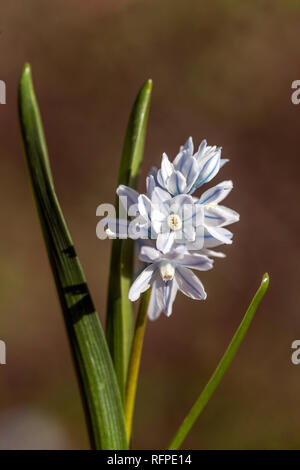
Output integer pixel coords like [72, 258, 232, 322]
[168, 273, 270, 450]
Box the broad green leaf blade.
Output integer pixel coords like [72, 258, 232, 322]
[168, 273, 269, 450]
[106, 80, 152, 400]
[18, 64, 128, 450]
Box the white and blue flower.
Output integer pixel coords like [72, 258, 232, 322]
[129, 245, 213, 320]
[113, 179, 239, 251]
[105, 136, 239, 319]
[148, 137, 228, 196]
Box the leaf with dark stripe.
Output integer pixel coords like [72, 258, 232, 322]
[18, 64, 128, 450]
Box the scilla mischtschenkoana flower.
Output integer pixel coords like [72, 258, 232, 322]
[106, 137, 239, 320]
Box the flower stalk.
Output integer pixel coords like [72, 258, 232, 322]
[125, 289, 151, 443]
[106, 80, 152, 400]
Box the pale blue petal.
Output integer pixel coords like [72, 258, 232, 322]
[139, 245, 160, 263]
[181, 156, 199, 186]
[163, 279, 178, 317]
[181, 224, 196, 242]
[146, 175, 156, 199]
[203, 226, 233, 247]
[161, 153, 174, 181]
[182, 136, 194, 156]
[156, 231, 175, 254]
[173, 152, 185, 170]
[184, 226, 232, 250]
[138, 194, 152, 221]
[166, 171, 187, 195]
[204, 205, 240, 227]
[200, 248, 226, 258]
[199, 180, 233, 205]
[164, 245, 187, 260]
[176, 253, 213, 271]
[117, 185, 139, 208]
[171, 194, 193, 213]
[183, 203, 204, 226]
[193, 150, 221, 189]
[150, 214, 165, 236]
[173, 194, 193, 206]
[175, 267, 207, 300]
[176, 152, 190, 173]
[220, 158, 229, 168]
[147, 278, 164, 321]
[129, 265, 157, 301]
[151, 187, 171, 214]
[195, 139, 207, 161]
[156, 168, 165, 188]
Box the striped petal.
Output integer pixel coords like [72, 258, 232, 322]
[199, 180, 233, 205]
[164, 245, 187, 260]
[181, 224, 196, 242]
[138, 194, 152, 221]
[151, 187, 171, 215]
[147, 278, 164, 321]
[200, 248, 226, 258]
[183, 203, 204, 227]
[177, 253, 214, 271]
[220, 158, 229, 168]
[182, 136, 194, 156]
[146, 174, 156, 199]
[117, 185, 139, 209]
[175, 267, 207, 300]
[161, 153, 174, 182]
[203, 226, 233, 247]
[129, 265, 157, 301]
[156, 231, 175, 254]
[163, 279, 178, 317]
[166, 171, 187, 195]
[193, 149, 221, 189]
[139, 245, 160, 263]
[204, 205, 240, 227]
[183, 157, 200, 192]
[195, 139, 207, 162]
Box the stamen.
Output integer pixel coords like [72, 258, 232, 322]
[159, 262, 175, 281]
[167, 213, 182, 231]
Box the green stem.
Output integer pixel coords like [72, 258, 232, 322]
[168, 273, 269, 450]
[106, 80, 152, 400]
[125, 289, 151, 443]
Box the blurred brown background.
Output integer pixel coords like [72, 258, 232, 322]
[0, 0, 300, 449]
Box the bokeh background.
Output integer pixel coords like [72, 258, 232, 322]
[0, 0, 300, 449]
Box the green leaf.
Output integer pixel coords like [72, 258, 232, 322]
[18, 63, 128, 450]
[168, 273, 269, 450]
[106, 80, 152, 400]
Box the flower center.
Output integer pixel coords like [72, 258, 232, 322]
[167, 213, 182, 231]
[159, 262, 175, 281]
